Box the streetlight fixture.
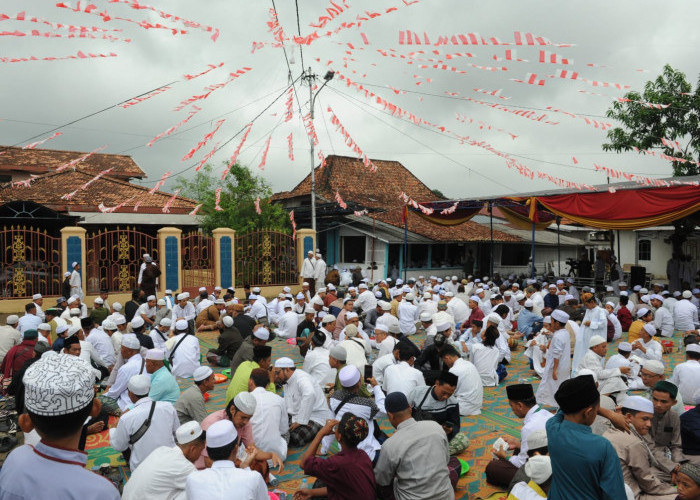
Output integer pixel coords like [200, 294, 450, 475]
[304, 68, 334, 232]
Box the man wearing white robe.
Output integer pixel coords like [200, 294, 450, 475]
[571, 294, 607, 376]
[535, 310, 571, 407]
[69, 261, 83, 299]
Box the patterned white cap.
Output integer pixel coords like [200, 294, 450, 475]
[207, 420, 238, 448]
[24, 353, 94, 416]
[176, 421, 203, 445]
[128, 374, 151, 396]
[121, 334, 140, 350]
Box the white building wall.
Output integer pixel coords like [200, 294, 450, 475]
[617, 230, 674, 279]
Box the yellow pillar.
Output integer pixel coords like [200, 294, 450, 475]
[296, 228, 316, 285]
[60, 226, 86, 280]
[157, 227, 182, 294]
[212, 228, 236, 290]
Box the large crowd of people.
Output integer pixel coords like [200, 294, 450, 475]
[0, 252, 699, 500]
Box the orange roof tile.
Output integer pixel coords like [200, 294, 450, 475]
[0, 146, 146, 179]
[0, 170, 197, 214]
[273, 155, 520, 243]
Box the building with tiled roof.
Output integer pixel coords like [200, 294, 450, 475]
[272, 155, 585, 279]
[0, 146, 198, 230]
[0, 146, 146, 182]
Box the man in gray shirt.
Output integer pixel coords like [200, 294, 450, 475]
[374, 392, 455, 500]
[174, 366, 215, 424]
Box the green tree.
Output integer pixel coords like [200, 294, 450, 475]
[176, 162, 290, 235]
[603, 64, 700, 176]
[602, 64, 700, 251]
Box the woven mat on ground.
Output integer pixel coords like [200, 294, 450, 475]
[86, 329, 688, 499]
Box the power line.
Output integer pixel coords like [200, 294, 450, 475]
[293, 0, 306, 72]
[328, 86, 521, 194]
[330, 86, 674, 178]
[2, 80, 178, 152]
[137, 76, 301, 184]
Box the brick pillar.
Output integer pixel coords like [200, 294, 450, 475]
[213, 228, 236, 290]
[157, 227, 182, 294]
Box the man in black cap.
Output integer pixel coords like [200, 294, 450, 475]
[485, 383, 553, 488]
[407, 371, 469, 456]
[546, 375, 627, 500]
[375, 392, 455, 500]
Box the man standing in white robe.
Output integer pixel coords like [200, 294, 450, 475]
[536, 310, 571, 407]
[571, 293, 608, 376]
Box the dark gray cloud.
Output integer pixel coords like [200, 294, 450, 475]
[2, 0, 699, 201]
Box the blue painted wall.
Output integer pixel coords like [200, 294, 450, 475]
[165, 236, 179, 291]
[303, 235, 314, 255]
[220, 236, 232, 289]
[66, 236, 81, 278]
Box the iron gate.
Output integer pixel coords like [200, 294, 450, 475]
[181, 232, 214, 289]
[86, 227, 158, 294]
[0, 225, 61, 298]
[236, 230, 296, 286]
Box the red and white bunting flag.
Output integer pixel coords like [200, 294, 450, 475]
[493, 49, 527, 62]
[133, 201, 142, 212]
[148, 171, 172, 194]
[104, 0, 220, 41]
[572, 156, 578, 164]
[555, 69, 579, 80]
[258, 135, 272, 170]
[289, 210, 297, 240]
[2, 10, 123, 34]
[254, 197, 262, 215]
[661, 137, 681, 151]
[317, 150, 327, 168]
[80, 167, 114, 190]
[55, 2, 187, 36]
[11, 174, 38, 188]
[0, 28, 129, 42]
[221, 123, 253, 181]
[440, 201, 459, 215]
[0, 50, 117, 63]
[511, 73, 545, 86]
[120, 85, 172, 109]
[473, 88, 509, 100]
[55, 145, 107, 172]
[182, 119, 225, 161]
[326, 105, 378, 172]
[287, 133, 294, 161]
[360, 32, 369, 44]
[184, 62, 224, 80]
[98, 197, 135, 213]
[147, 106, 201, 147]
[335, 191, 347, 209]
[284, 87, 294, 122]
[194, 142, 220, 172]
[173, 67, 252, 111]
[353, 209, 368, 216]
[189, 204, 202, 216]
[214, 187, 223, 211]
[538, 50, 572, 65]
[22, 131, 62, 149]
[162, 189, 181, 213]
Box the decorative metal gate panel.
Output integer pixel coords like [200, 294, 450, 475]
[0, 225, 61, 298]
[86, 227, 158, 294]
[181, 232, 214, 289]
[236, 230, 296, 286]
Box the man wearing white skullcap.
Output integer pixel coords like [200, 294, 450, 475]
[110, 374, 179, 470]
[99, 333, 148, 415]
[186, 419, 268, 500]
[165, 319, 201, 378]
[69, 260, 84, 300]
[509, 454, 553, 499]
[145, 348, 180, 404]
[671, 343, 700, 405]
[0, 315, 21, 365]
[122, 420, 207, 500]
[572, 292, 608, 376]
[0, 354, 120, 500]
[274, 300, 298, 339]
[674, 290, 699, 332]
[603, 395, 678, 499]
[535, 310, 571, 407]
[229, 326, 270, 373]
[630, 323, 663, 362]
[171, 293, 196, 324]
[272, 357, 333, 447]
[149, 316, 171, 351]
[174, 366, 215, 425]
[578, 335, 630, 400]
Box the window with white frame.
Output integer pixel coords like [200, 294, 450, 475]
[638, 239, 651, 261]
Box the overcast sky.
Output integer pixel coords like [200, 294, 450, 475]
[2, 0, 699, 202]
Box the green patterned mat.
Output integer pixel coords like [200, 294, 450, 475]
[86, 329, 688, 499]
